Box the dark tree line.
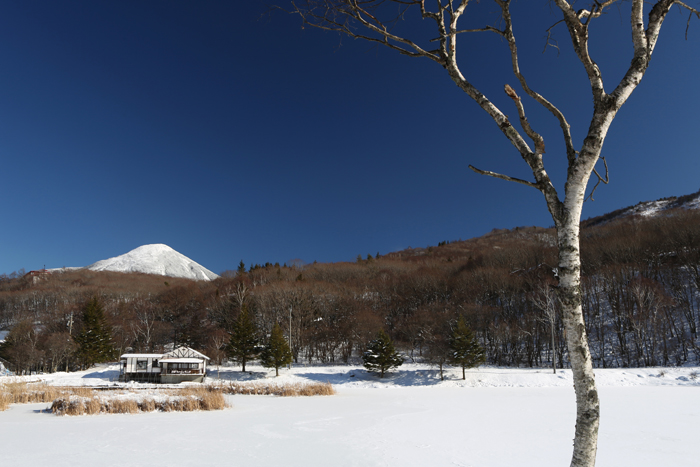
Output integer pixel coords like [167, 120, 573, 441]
[2, 209, 700, 374]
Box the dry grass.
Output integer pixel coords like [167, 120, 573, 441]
[0, 392, 10, 411]
[217, 381, 335, 397]
[0, 381, 94, 410]
[50, 386, 227, 416]
[1, 378, 331, 415]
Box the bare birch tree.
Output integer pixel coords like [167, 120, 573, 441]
[532, 283, 559, 374]
[280, 1, 699, 466]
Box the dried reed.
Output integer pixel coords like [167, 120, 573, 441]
[0, 392, 10, 411]
[50, 387, 226, 416]
[2, 378, 330, 415]
[0, 381, 72, 408]
[217, 381, 335, 397]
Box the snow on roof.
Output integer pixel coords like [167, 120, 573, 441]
[159, 358, 203, 363]
[120, 354, 164, 359]
[163, 346, 210, 360]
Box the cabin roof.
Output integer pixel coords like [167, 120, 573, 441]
[163, 346, 210, 360]
[120, 353, 163, 358]
[120, 346, 210, 361]
[160, 358, 202, 363]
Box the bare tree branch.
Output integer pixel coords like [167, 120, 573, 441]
[585, 156, 610, 202]
[497, 1, 576, 163]
[543, 19, 564, 54]
[287, 1, 444, 62]
[504, 84, 546, 154]
[674, 1, 700, 38]
[553, 0, 607, 102]
[468, 164, 539, 190]
[429, 25, 503, 42]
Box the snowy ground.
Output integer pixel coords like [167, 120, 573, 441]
[2, 363, 699, 466]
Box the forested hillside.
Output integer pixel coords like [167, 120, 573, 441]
[2, 205, 699, 374]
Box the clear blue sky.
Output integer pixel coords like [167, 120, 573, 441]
[1, 1, 698, 275]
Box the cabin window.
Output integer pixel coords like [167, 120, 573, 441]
[152, 359, 159, 367]
[170, 363, 199, 370]
[136, 359, 148, 371]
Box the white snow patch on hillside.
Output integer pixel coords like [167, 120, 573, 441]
[86, 244, 219, 281]
[630, 199, 675, 217]
[615, 191, 700, 220]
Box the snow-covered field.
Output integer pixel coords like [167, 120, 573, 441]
[2, 364, 699, 466]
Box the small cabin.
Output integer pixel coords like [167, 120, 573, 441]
[119, 346, 210, 384]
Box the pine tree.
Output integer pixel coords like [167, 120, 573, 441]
[449, 317, 485, 380]
[362, 330, 403, 378]
[259, 323, 292, 377]
[227, 305, 260, 372]
[74, 297, 114, 369]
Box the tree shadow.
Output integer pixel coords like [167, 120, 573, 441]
[296, 368, 453, 386]
[81, 368, 120, 379]
[208, 368, 269, 382]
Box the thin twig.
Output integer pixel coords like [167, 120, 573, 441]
[585, 157, 610, 202]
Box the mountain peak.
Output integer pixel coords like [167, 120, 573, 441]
[86, 244, 219, 281]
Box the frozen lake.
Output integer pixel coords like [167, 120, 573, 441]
[1, 365, 698, 466]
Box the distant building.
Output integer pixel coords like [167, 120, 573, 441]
[24, 269, 51, 284]
[119, 346, 210, 384]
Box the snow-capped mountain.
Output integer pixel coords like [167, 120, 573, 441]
[86, 244, 219, 281]
[583, 189, 700, 227]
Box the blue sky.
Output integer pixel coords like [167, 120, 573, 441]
[1, 1, 698, 275]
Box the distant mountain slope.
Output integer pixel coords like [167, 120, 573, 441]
[384, 189, 700, 262]
[86, 244, 219, 281]
[582, 189, 700, 228]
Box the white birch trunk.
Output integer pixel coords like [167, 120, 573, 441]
[555, 191, 600, 467]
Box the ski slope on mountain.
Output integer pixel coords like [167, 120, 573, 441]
[86, 244, 218, 281]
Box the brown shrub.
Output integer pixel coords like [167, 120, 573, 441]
[84, 397, 102, 415]
[140, 398, 156, 412]
[107, 398, 139, 414]
[51, 398, 87, 416]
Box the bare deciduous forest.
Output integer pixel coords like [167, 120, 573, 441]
[2, 205, 700, 375]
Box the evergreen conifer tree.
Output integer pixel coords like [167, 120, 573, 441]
[228, 305, 260, 372]
[449, 317, 485, 380]
[362, 330, 403, 378]
[259, 323, 292, 377]
[74, 297, 114, 369]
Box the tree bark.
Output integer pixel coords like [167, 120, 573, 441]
[554, 198, 600, 467]
[551, 319, 557, 375]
